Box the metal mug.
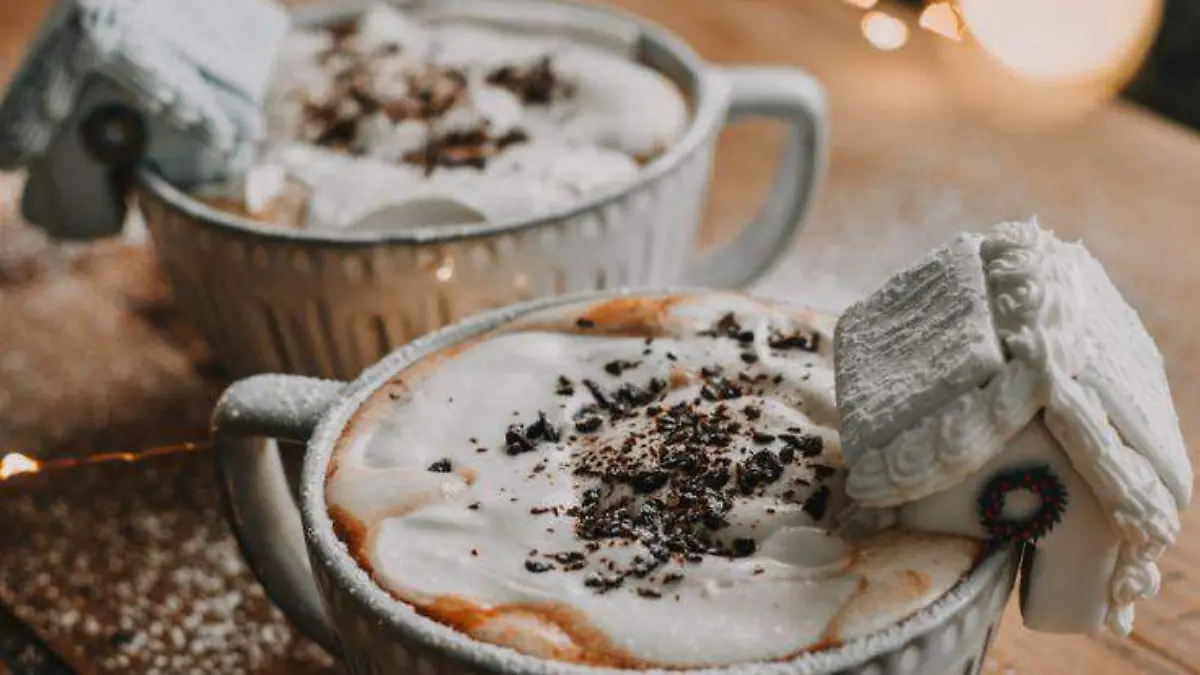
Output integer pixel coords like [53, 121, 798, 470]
[128, 0, 829, 380]
[214, 288, 1019, 675]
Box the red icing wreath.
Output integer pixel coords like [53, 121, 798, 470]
[977, 466, 1069, 544]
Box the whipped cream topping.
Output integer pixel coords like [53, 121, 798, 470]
[328, 293, 980, 668]
[202, 5, 688, 231]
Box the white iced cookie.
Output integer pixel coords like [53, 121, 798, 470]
[833, 218, 1191, 635]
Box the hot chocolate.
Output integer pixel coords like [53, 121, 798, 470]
[327, 293, 981, 669]
[198, 4, 689, 231]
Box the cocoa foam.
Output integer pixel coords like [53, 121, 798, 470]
[327, 293, 980, 668]
[209, 4, 689, 231]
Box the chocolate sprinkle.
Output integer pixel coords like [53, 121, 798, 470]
[427, 459, 453, 473]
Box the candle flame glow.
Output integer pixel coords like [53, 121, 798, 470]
[0, 453, 41, 479]
[862, 11, 909, 51]
[919, 2, 963, 42]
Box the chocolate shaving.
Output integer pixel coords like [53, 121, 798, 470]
[403, 126, 529, 175]
[779, 433, 824, 458]
[486, 56, 568, 105]
[768, 331, 821, 352]
[736, 450, 785, 495]
[603, 359, 640, 376]
[802, 485, 831, 520]
[555, 376, 575, 396]
[574, 416, 603, 433]
[505, 411, 560, 455]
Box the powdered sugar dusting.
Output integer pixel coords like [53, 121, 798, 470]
[0, 172, 331, 672]
[0, 455, 334, 674]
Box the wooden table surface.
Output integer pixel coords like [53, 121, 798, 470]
[1, 1, 1198, 674]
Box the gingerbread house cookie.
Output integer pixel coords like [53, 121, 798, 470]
[0, 0, 287, 238]
[834, 219, 1191, 635]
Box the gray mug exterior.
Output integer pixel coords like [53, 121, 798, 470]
[134, 0, 829, 380]
[213, 288, 1020, 675]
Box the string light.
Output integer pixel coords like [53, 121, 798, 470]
[919, 2, 963, 42]
[0, 453, 40, 480]
[861, 11, 909, 51]
[0, 441, 211, 481]
[956, 0, 1160, 84]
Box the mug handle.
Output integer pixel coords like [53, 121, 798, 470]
[683, 66, 828, 289]
[212, 374, 346, 654]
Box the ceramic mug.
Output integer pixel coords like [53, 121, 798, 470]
[121, 0, 830, 380]
[214, 288, 1019, 675]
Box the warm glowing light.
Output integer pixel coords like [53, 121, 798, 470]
[957, 0, 1160, 84]
[435, 259, 454, 282]
[920, 2, 963, 42]
[0, 442, 210, 482]
[843, 0, 878, 8]
[862, 11, 909, 51]
[0, 453, 41, 479]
